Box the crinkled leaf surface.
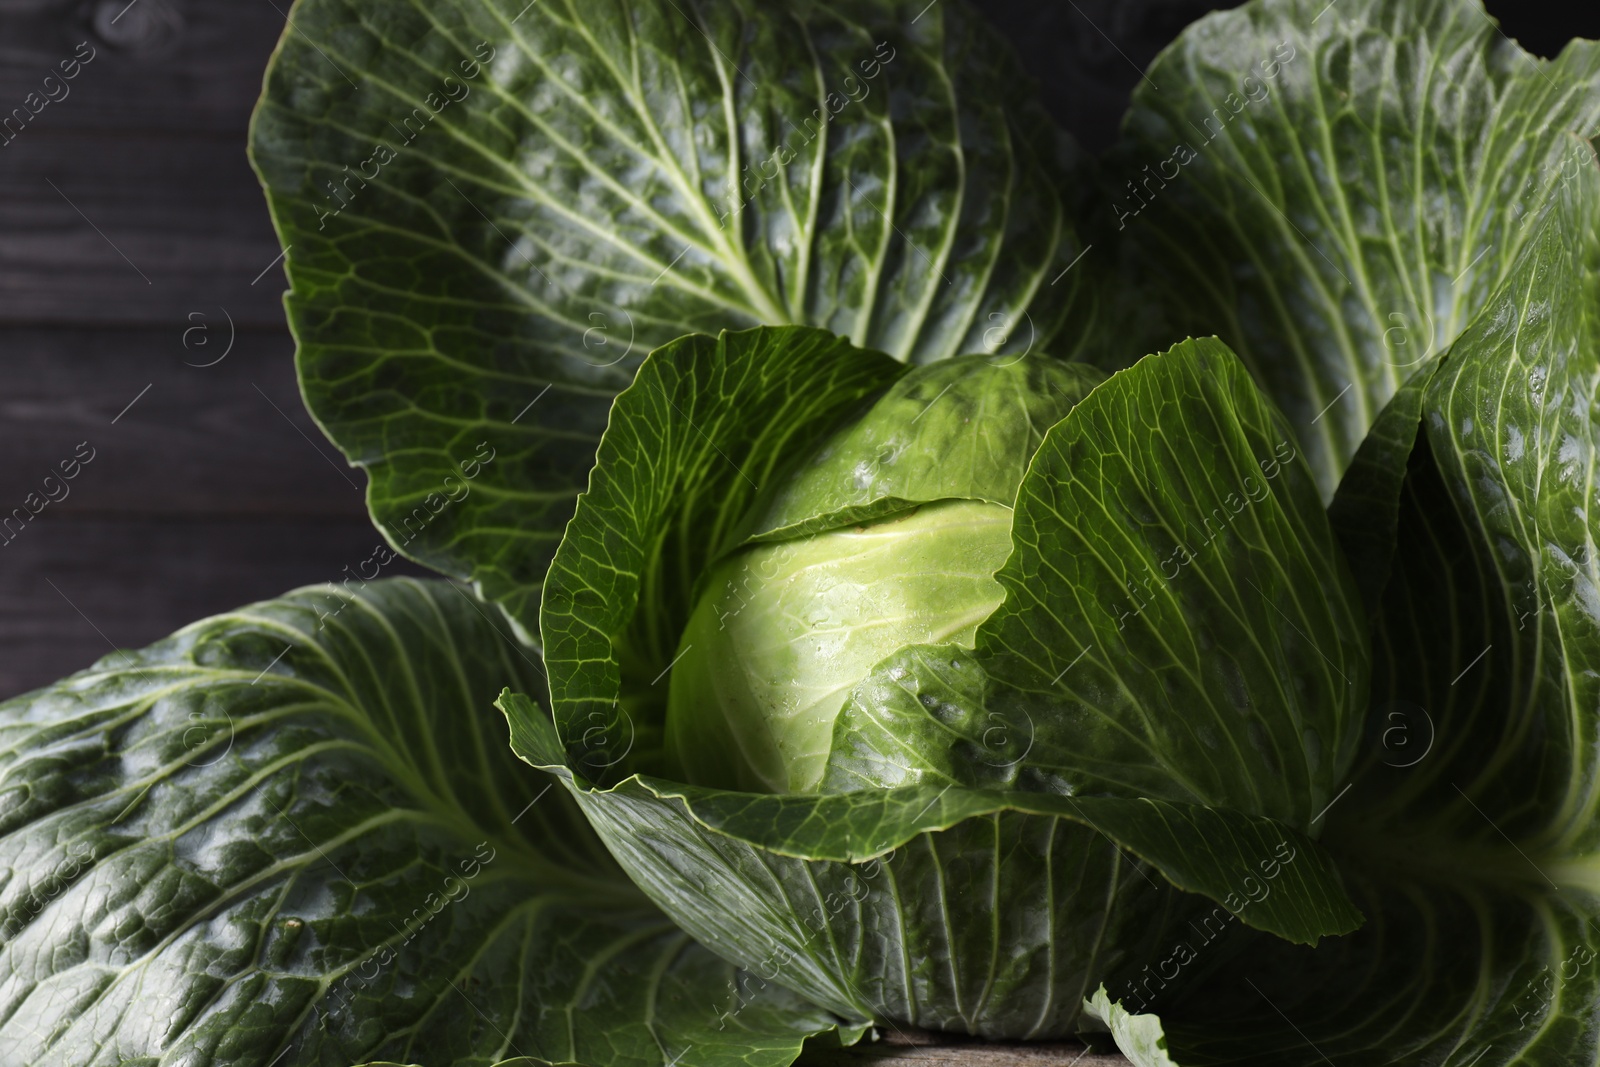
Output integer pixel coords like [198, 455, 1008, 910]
[522, 324, 1360, 1038]
[249, 0, 1090, 638]
[1087, 150, 1600, 1067]
[507, 691, 1358, 1038]
[507, 693, 1358, 945]
[1107, 0, 1600, 498]
[0, 578, 842, 1067]
[824, 339, 1369, 831]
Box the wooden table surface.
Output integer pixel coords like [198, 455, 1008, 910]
[0, 0, 1587, 1064]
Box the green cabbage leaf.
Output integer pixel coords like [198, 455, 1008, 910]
[1078, 146, 1600, 1067]
[0, 580, 846, 1066]
[249, 0, 1092, 637]
[1103, 0, 1600, 498]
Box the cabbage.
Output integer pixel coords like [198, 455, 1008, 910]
[3, 0, 1595, 1063]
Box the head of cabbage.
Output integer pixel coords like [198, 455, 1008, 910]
[517, 326, 1367, 1038]
[662, 352, 1083, 795]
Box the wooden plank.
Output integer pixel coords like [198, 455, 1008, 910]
[0, 513, 430, 699]
[0, 325, 366, 515]
[0, 0, 284, 137]
[0, 130, 286, 326]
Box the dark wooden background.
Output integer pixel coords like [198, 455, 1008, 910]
[0, 0, 1589, 701]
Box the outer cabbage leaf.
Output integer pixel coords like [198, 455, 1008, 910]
[540, 325, 903, 784]
[505, 691, 1358, 1039]
[1085, 146, 1600, 1067]
[1107, 0, 1600, 498]
[0, 579, 842, 1067]
[249, 0, 1092, 639]
[520, 324, 1361, 1039]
